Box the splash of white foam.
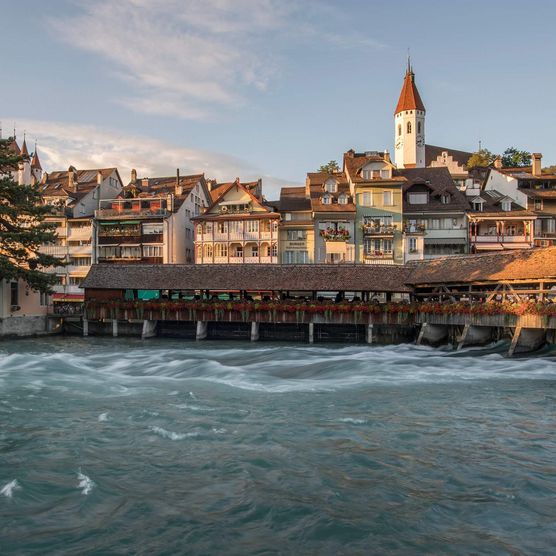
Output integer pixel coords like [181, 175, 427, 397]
[1, 479, 20, 498]
[212, 428, 227, 434]
[77, 471, 95, 495]
[338, 418, 366, 425]
[149, 426, 198, 440]
[189, 391, 197, 399]
[98, 412, 109, 422]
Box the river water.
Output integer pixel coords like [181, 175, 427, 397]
[1, 337, 556, 555]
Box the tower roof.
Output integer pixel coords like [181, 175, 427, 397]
[20, 138, 29, 156]
[394, 67, 425, 114]
[31, 147, 42, 170]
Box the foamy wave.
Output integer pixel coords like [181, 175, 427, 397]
[1, 479, 21, 498]
[212, 428, 227, 434]
[98, 412, 109, 422]
[338, 418, 366, 424]
[149, 426, 199, 440]
[77, 471, 95, 495]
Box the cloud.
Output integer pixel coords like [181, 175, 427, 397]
[48, 0, 289, 120]
[48, 0, 385, 120]
[10, 118, 296, 198]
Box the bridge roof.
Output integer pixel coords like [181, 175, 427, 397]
[82, 264, 413, 293]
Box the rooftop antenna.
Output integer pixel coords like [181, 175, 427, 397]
[13, 123, 16, 140]
[407, 48, 411, 73]
[478, 139, 482, 151]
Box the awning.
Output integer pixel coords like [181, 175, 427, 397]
[52, 293, 84, 302]
[122, 220, 141, 225]
[424, 237, 467, 245]
[99, 221, 118, 225]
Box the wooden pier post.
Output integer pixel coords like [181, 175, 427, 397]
[112, 319, 118, 338]
[141, 320, 157, 339]
[366, 324, 374, 344]
[308, 322, 314, 344]
[83, 318, 89, 337]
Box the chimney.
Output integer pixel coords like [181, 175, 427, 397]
[532, 153, 542, 176]
[141, 177, 150, 190]
[206, 179, 215, 192]
[97, 170, 103, 185]
[130, 168, 137, 183]
[383, 150, 391, 163]
[494, 156, 502, 169]
[67, 166, 77, 192]
[305, 175, 311, 199]
[175, 168, 183, 196]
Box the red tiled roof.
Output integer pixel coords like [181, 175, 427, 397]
[395, 70, 425, 114]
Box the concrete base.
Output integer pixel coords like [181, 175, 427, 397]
[141, 320, 157, 339]
[457, 325, 493, 350]
[250, 321, 259, 342]
[308, 322, 314, 344]
[366, 324, 374, 344]
[416, 323, 448, 346]
[0, 315, 50, 337]
[112, 319, 118, 338]
[509, 326, 546, 356]
[83, 318, 89, 337]
[196, 321, 208, 340]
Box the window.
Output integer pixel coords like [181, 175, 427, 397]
[338, 193, 348, 204]
[408, 192, 427, 204]
[10, 282, 18, 307]
[441, 193, 450, 204]
[398, 124, 402, 137]
[271, 243, 278, 258]
[143, 223, 163, 235]
[325, 179, 337, 193]
[217, 221, 227, 234]
[143, 245, 162, 258]
[286, 230, 306, 240]
[534, 199, 543, 210]
[246, 220, 259, 233]
[502, 201, 512, 211]
[284, 213, 292, 221]
[40, 292, 50, 306]
[409, 237, 417, 252]
[383, 191, 393, 205]
[282, 250, 308, 264]
[197, 224, 203, 235]
[360, 192, 373, 206]
[283, 251, 295, 264]
[215, 243, 228, 257]
[383, 239, 393, 253]
[204, 244, 213, 258]
[407, 122, 412, 134]
[251, 245, 258, 258]
[70, 257, 92, 266]
[429, 219, 440, 230]
[417, 121, 422, 134]
[380, 169, 389, 178]
[473, 200, 484, 212]
[322, 194, 332, 205]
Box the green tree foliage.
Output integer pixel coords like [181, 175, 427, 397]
[318, 160, 340, 173]
[0, 138, 64, 292]
[501, 147, 531, 168]
[467, 148, 496, 168]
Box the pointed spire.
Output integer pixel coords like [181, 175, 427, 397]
[394, 62, 425, 115]
[31, 143, 42, 170]
[20, 133, 29, 157]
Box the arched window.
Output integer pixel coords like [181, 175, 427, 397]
[398, 124, 402, 137]
[417, 121, 421, 134]
[407, 122, 412, 134]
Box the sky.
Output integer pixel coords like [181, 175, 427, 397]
[2, 0, 556, 198]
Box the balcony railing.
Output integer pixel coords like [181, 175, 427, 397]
[96, 208, 169, 218]
[362, 224, 397, 236]
[473, 235, 528, 243]
[39, 245, 68, 257]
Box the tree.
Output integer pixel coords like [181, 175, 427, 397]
[0, 137, 64, 292]
[318, 160, 340, 173]
[501, 147, 531, 168]
[467, 148, 496, 168]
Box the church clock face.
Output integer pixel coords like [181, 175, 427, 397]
[416, 136, 424, 147]
[395, 138, 403, 149]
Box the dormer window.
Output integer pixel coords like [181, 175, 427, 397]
[408, 192, 428, 204]
[441, 193, 451, 204]
[501, 200, 512, 211]
[322, 194, 332, 205]
[473, 200, 484, 211]
[324, 178, 337, 193]
[338, 193, 348, 205]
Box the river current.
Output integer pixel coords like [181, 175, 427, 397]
[1, 337, 556, 555]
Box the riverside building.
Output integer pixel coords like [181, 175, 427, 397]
[95, 171, 210, 265]
[193, 178, 280, 263]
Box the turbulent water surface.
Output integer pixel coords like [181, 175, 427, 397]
[1, 337, 556, 555]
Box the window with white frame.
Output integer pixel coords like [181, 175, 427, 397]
[271, 243, 278, 257]
[143, 245, 162, 258]
[217, 221, 228, 234]
[204, 244, 213, 258]
[383, 191, 393, 205]
[501, 200, 512, 211]
[324, 179, 337, 193]
[286, 230, 306, 240]
[338, 193, 348, 204]
[409, 237, 417, 252]
[215, 243, 228, 257]
[408, 192, 427, 204]
[322, 194, 332, 205]
[143, 223, 163, 235]
[360, 192, 373, 206]
[246, 220, 259, 233]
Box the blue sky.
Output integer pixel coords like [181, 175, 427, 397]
[2, 0, 555, 198]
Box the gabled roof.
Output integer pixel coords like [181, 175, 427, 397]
[41, 167, 119, 200]
[467, 189, 533, 216]
[278, 186, 311, 212]
[425, 145, 473, 168]
[31, 148, 42, 170]
[306, 172, 356, 213]
[343, 151, 402, 185]
[394, 68, 425, 114]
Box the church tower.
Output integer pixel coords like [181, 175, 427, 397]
[394, 61, 426, 168]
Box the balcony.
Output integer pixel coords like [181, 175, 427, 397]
[98, 235, 141, 245]
[39, 245, 68, 257]
[474, 235, 528, 243]
[362, 224, 397, 236]
[67, 227, 92, 241]
[96, 208, 169, 218]
[97, 257, 163, 264]
[403, 224, 426, 235]
[364, 251, 395, 264]
[68, 244, 92, 256]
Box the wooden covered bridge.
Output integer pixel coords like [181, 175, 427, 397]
[79, 247, 556, 354]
